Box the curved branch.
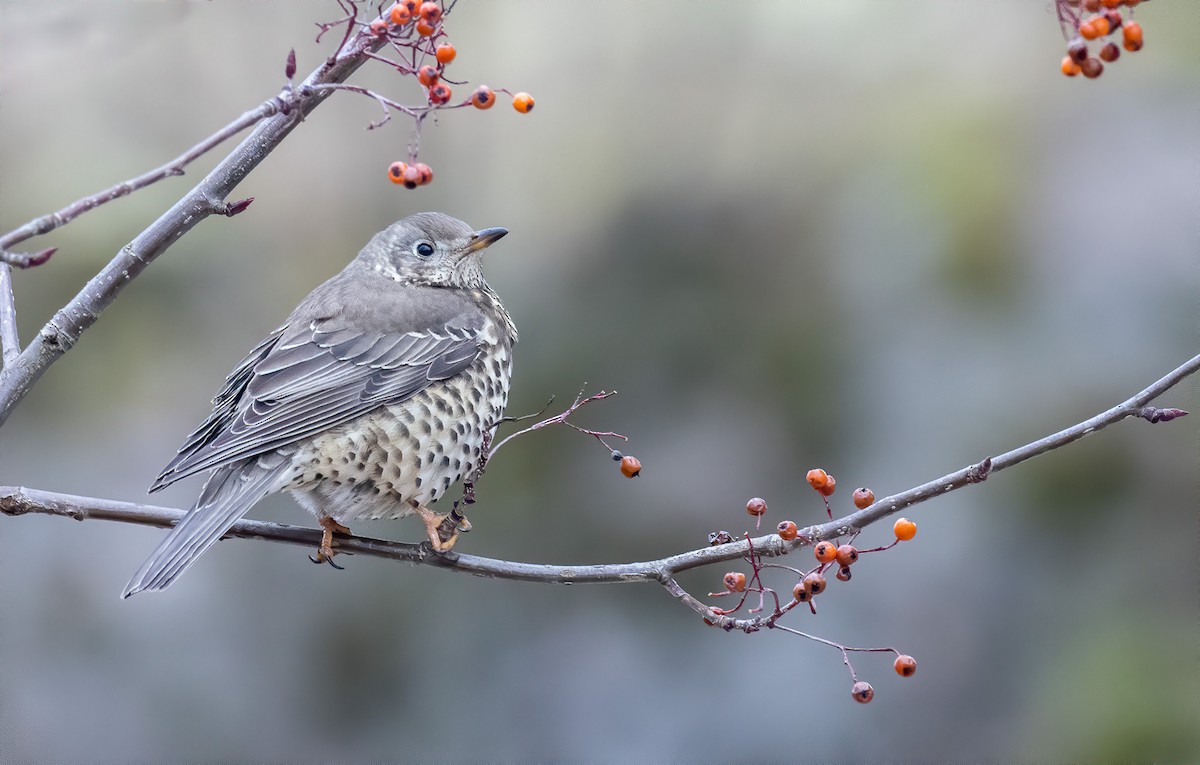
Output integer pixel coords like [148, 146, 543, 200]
[0, 23, 390, 429]
[2, 352, 1193, 595]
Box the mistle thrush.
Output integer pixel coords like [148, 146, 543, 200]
[122, 212, 516, 597]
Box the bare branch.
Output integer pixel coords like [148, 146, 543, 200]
[0, 264, 19, 365]
[810, 351, 1199, 539]
[0, 99, 287, 255]
[3, 352, 1194, 595]
[0, 25, 391, 429]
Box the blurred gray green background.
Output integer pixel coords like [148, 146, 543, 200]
[1, 1, 1197, 762]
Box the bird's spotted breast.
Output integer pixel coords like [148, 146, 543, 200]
[286, 331, 512, 523]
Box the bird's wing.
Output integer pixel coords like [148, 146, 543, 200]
[150, 314, 483, 491]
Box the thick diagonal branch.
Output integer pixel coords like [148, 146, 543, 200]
[0, 24, 389, 428]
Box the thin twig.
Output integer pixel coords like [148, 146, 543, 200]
[306, 83, 426, 128]
[0, 247, 57, 269]
[489, 387, 623, 460]
[0, 99, 290, 257]
[2, 352, 1193, 596]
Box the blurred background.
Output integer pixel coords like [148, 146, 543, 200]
[1, 1, 1197, 761]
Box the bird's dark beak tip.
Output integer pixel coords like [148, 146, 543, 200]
[469, 226, 508, 252]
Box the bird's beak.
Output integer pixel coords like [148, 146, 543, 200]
[466, 227, 508, 253]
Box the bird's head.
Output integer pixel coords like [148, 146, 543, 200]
[360, 212, 508, 289]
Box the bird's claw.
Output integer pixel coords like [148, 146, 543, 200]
[311, 516, 351, 569]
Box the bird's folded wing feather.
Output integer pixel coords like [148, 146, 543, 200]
[150, 315, 483, 492]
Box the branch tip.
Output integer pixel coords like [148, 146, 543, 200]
[1, 247, 57, 269]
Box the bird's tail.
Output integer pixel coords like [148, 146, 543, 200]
[121, 452, 291, 598]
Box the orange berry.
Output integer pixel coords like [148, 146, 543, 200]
[417, 65, 439, 87]
[852, 487, 874, 509]
[435, 42, 456, 64]
[894, 654, 917, 678]
[835, 544, 858, 567]
[851, 681, 874, 704]
[389, 4, 412, 24]
[1081, 57, 1104, 78]
[1061, 56, 1082, 76]
[370, 18, 389, 35]
[818, 474, 837, 497]
[1099, 42, 1120, 62]
[387, 161, 408, 184]
[1079, 19, 1101, 39]
[620, 455, 641, 478]
[428, 83, 452, 105]
[792, 581, 811, 603]
[416, 19, 436, 36]
[723, 572, 746, 593]
[805, 468, 829, 491]
[803, 571, 827, 595]
[814, 541, 838, 564]
[1122, 20, 1143, 47]
[418, 1, 443, 24]
[893, 517, 916, 541]
[1101, 0, 1120, 6]
[512, 92, 535, 114]
[472, 85, 496, 109]
[746, 497, 767, 517]
[836, 566, 852, 582]
[1123, 37, 1143, 52]
[777, 520, 798, 541]
[412, 162, 433, 186]
[1083, 0, 1100, 9]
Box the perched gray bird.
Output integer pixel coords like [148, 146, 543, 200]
[122, 212, 515, 597]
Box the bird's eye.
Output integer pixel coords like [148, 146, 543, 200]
[415, 241, 435, 257]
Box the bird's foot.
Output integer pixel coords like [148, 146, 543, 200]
[413, 502, 463, 552]
[309, 516, 351, 569]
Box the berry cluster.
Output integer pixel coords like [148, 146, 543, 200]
[331, 1, 534, 188]
[1056, 0, 1147, 79]
[387, 160, 433, 189]
[708, 470, 923, 703]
